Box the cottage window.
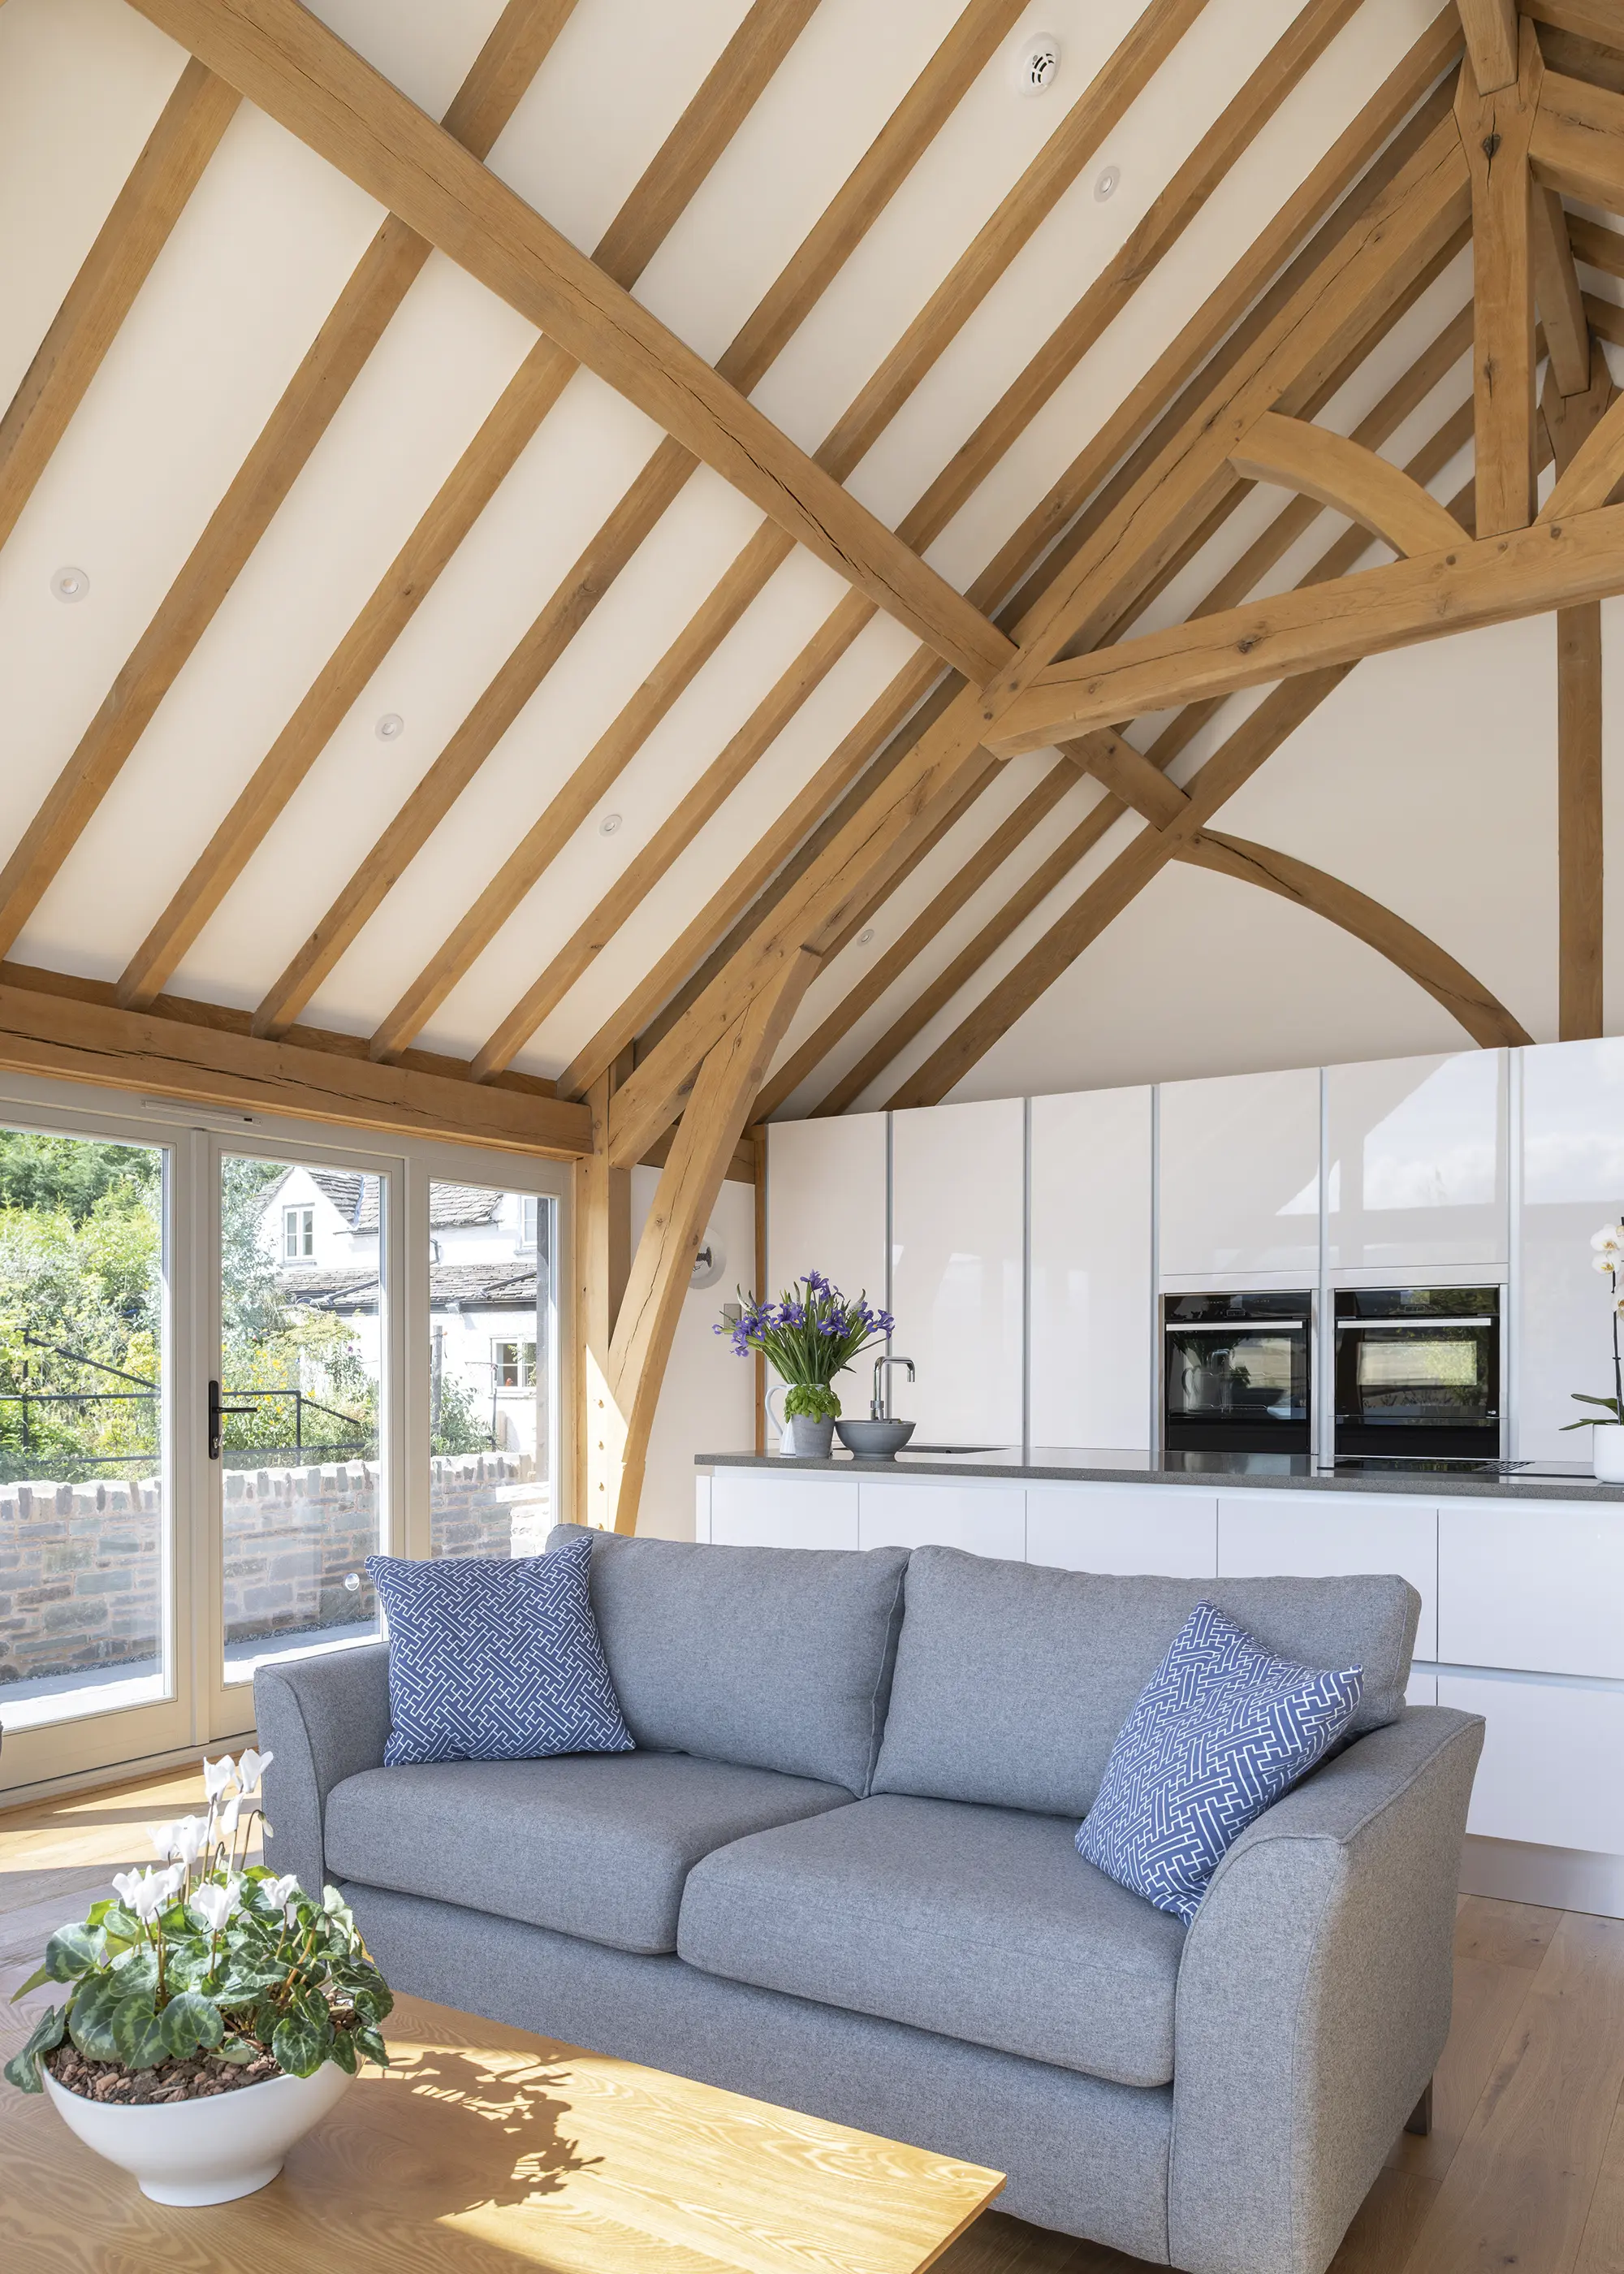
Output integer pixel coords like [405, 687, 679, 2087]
[283, 1204, 314, 1261]
[492, 1338, 537, 1390]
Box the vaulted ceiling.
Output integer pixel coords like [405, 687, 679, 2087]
[2, 0, 1622, 1157]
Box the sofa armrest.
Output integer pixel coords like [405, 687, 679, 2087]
[1169, 1705, 1484, 2274]
[253, 1645, 391, 1900]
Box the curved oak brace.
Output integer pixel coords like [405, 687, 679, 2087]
[1229, 409, 1466, 557]
[1181, 831, 1531, 1047]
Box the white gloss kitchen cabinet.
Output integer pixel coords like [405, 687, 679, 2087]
[1158, 1066, 1321, 1282]
[766, 1112, 888, 1307]
[1324, 1051, 1506, 1277]
[1517, 1038, 1624, 1460]
[1029, 1087, 1154, 1448]
[890, 1099, 1025, 1446]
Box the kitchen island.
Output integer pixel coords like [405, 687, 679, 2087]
[695, 1449, 1624, 1917]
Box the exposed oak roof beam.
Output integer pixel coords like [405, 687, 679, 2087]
[0, 58, 240, 556]
[1455, 0, 1519, 92]
[1229, 411, 1468, 555]
[1457, 19, 1540, 536]
[124, 0, 1012, 682]
[0, 0, 576, 966]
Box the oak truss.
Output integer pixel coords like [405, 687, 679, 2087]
[2, 1, 1621, 1527]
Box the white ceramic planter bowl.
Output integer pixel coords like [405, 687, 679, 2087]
[1593, 1424, 1624, 1482]
[44, 2060, 352, 2204]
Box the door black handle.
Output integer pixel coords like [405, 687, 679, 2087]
[207, 1380, 257, 1459]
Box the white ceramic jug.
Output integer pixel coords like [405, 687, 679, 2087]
[764, 1381, 797, 1455]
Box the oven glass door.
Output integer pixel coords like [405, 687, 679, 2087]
[1334, 1320, 1498, 1455]
[1164, 1323, 1309, 1450]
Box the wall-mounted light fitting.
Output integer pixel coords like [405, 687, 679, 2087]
[51, 566, 89, 603]
[375, 713, 404, 741]
[1094, 166, 1120, 202]
[1012, 32, 1061, 95]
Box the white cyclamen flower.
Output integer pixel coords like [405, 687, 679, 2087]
[113, 1865, 182, 1922]
[192, 1878, 243, 1934]
[234, 1747, 272, 1796]
[201, 1753, 237, 1803]
[170, 1814, 210, 1869]
[265, 1871, 301, 1919]
[211, 1792, 243, 1842]
[146, 1821, 177, 1861]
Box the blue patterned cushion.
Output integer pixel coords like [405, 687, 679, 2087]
[367, 1537, 633, 1766]
[1075, 1601, 1363, 1923]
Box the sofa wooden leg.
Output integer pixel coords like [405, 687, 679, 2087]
[1405, 2080, 1433, 2138]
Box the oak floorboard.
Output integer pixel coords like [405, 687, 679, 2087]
[1325, 2165, 1442, 2274]
[1573, 2088, 1624, 2274]
[1453, 1891, 1565, 1969]
[1385, 1951, 1539, 2181]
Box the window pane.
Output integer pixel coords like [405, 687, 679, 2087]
[430, 1184, 555, 1559]
[220, 1156, 385, 1684]
[0, 1127, 170, 1733]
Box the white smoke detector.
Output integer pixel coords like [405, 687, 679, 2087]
[1012, 32, 1061, 96]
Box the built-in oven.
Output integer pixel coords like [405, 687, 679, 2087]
[1163, 1291, 1312, 1454]
[1332, 1287, 1501, 1461]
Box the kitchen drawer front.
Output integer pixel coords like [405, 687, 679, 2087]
[709, 1472, 860, 1550]
[1440, 1672, 1624, 1853]
[1026, 1485, 1218, 1577]
[858, 1481, 1025, 1560]
[1217, 1493, 1438, 1662]
[1439, 1501, 1624, 1678]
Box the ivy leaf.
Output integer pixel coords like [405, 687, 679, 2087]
[43, 1924, 103, 1982]
[111, 1992, 168, 2071]
[159, 1990, 224, 2057]
[3, 2004, 65, 2093]
[271, 2012, 328, 2078]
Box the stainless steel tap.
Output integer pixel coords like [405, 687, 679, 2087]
[871, 1353, 916, 1420]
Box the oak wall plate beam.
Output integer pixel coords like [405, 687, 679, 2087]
[0, 59, 240, 556]
[123, 0, 1012, 685]
[987, 500, 1624, 755]
[1456, 20, 1540, 538]
[0, 982, 589, 1159]
[1229, 411, 1467, 556]
[0, 0, 572, 971]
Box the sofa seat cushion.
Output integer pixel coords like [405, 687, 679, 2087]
[325, 1753, 853, 1956]
[678, 1793, 1186, 2087]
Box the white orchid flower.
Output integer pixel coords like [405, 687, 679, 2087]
[192, 1878, 243, 1934]
[1594, 1252, 1618, 1276]
[234, 1748, 272, 1796]
[265, 1871, 301, 1919]
[201, 1754, 237, 1803]
[1592, 1226, 1623, 1252]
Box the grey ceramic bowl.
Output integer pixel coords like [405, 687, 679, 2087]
[835, 1418, 916, 1459]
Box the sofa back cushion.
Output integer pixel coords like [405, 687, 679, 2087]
[547, 1526, 908, 1795]
[871, 1546, 1420, 1818]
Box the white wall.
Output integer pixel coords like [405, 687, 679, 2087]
[630, 1166, 755, 1539]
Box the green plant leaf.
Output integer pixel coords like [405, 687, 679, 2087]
[3, 2004, 66, 2093]
[111, 1991, 168, 2071]
[159, 1990, 224, 2057]
[327, 2025, 358, 2075]
[271, 2012, 327, 2078]
[67, 1976, 122, 2063]
[9, 1965, 52, 2002]
[43, 1923, 103, 1982]
[214, 2034, 258, 2065]
[352, 2023, 390, 2071]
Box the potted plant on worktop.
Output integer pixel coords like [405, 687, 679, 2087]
[1566, 1217, 1624, 1481]
[4, 1748, 393, 2204]
[719, 1271, 893, 1456]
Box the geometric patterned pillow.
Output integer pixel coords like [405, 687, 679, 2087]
[1075, 1600, 1363, 1924]
[366, 1535, 634, 1766]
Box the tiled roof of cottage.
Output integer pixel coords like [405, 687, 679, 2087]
[275, 1262, 537, 1313]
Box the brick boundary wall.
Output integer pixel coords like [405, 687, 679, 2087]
[0, 1455, 543, 1687]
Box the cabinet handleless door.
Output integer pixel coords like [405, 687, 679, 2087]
[1159, 1069, 1321, 1280]
[1217, 1491, 1438, 1659]
[1440, 1671, 1624, 1853]
[1026, 1485, 1217, 1576]
[1439, 1499, 1624, 1678]
[1325, 1051, 1506, 1273]
[1030, 1089, 1153, 1448]
[891, 1100, 1024, 1447]
[709, 1471, 860, 1550]
[857, 1481, 1025, 1559]
[1518, 1040, 1624, 1459]
[767, 1114, 888, 1307]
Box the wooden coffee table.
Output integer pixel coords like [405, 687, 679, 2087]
[0, 1977, 1004, 2272]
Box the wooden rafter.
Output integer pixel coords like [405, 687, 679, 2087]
[1229, 412, 1467, 556]
[1531, 66, 1624, 210]
[1531, 184, 1591, 393]
[360, 0, 1220, 1064]
[790, 374, 1482, 1118]
[1456, 19, 1540, 537]
[125, 0, 1012, 685]
[0, 0, 574, 969]
[552, 14, 1466, 1105]
[245, 0, 1026, 1044]
[0, 58, 240, 556]
[117, 0, 829, 1014]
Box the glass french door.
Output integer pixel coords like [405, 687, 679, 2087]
[0, 1079, 571, 1796]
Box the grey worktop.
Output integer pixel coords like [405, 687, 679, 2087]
[695, 1446, 1624, 1503]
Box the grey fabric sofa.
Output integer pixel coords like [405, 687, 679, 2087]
[254, 1529, 1483, 2274]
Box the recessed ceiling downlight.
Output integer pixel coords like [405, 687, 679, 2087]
[858, 928, 875, 946]
[1095, 166, 1121, 202]
[375, 713, 404, 741]
[1012, 32, 1061, 95]
[598, 812, 623, 837]
[51, 566, 89, 603]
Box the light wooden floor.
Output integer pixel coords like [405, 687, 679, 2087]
[3, 1770, 1622, 2273]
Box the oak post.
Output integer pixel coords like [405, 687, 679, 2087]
[1545, 356, 1613, 1040]
[1456, 25, 1541, 538]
